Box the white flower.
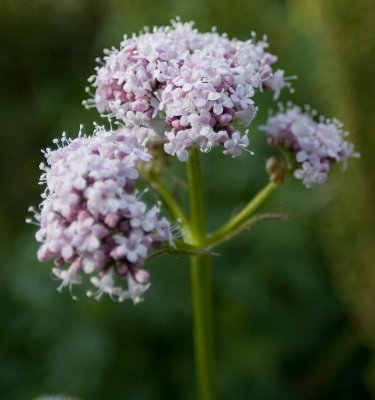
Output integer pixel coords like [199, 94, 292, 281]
[52, 264, 82, 297]
[119, 274, 150, 304]
[86, 180, 123, 216]
[111, 229, 148, 263]
[87, 271, 123, 301]
[164, 131, 192, 161]
[223, 132, 251, 158]
[294, 162, 327, 188]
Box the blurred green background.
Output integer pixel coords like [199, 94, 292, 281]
[1, 1, 375, 399]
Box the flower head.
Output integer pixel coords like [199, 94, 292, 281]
[85, 19, 291, 160]
[260, 105, 359, 188]
[31, 125, 172, 302]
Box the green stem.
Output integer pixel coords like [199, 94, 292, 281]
[186, 148, 206, 244]
[207, 181, 278, 247]
[186, 148, 216, 400]
[190, 254, 216, 400]
[149, 177, 190, 229]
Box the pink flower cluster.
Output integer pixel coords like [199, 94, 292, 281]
[85, 19, 289, 160]
[261, 106, 358, 188]
[31, 125, 172, 302]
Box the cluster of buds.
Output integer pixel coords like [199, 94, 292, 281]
[29, 125, 173, 302]
[261, 105, 358, 188]
[84, 19, 291, 160]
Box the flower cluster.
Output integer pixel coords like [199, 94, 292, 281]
[261, 106, 358, 188]
[30, 125, 173, 302]
[30, 19, 358, 307]
[85, 19, 290, 160]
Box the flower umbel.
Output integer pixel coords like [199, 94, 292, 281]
[30, 125, 172, 302]
[260, 105, 359, 188]
[84, 19, 292, 160]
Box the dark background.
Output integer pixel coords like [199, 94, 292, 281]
[1, 1, 375, 399]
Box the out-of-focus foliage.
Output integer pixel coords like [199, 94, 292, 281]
[0, 1, 374, 399]
[288, 0, 375, 393]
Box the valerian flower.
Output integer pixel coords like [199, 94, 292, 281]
[260, 105, 359, 188]
[28, 125, 172, 303]
[84, 18, 292, 160]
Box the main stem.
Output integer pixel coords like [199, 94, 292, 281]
[186, 148, 216, 400]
